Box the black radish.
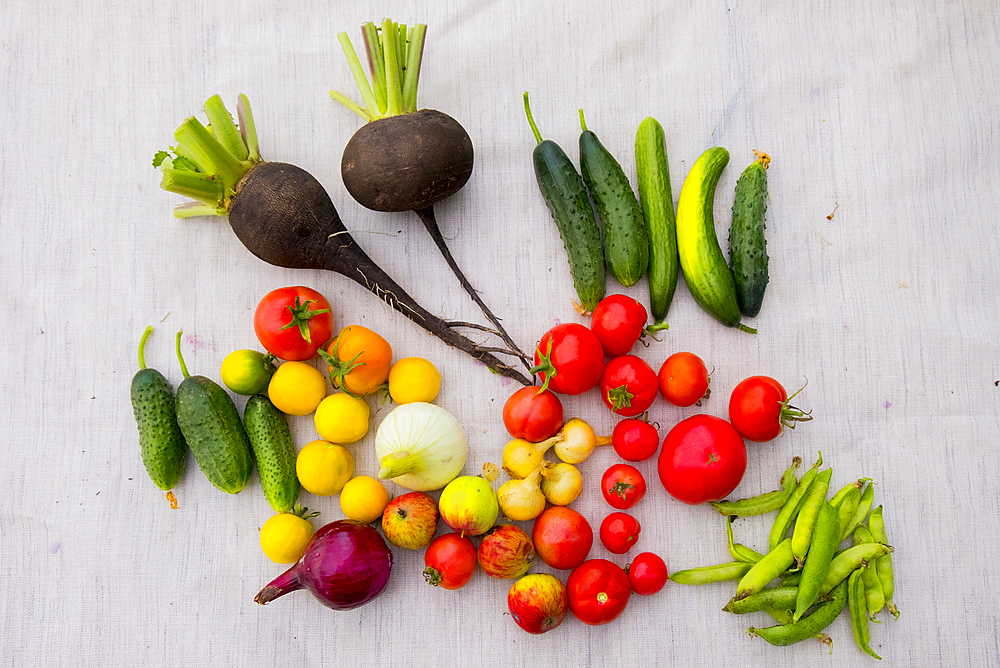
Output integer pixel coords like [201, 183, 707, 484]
[154, 94, 532, 386]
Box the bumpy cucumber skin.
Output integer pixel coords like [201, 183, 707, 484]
[580, 130, 649, 288]
[131, 368, 187, 491]
[675, 147, 745, 329]
[729, 159, 769, 318]
[533, 140, 606, 312]
[243, 394, 300, 513]
[175, 375, 254, 494]
[635, 117, 678, 324]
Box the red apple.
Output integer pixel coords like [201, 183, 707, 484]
[531, 506, 593, 570]
[507, 573, 569, 634]
[381, 491, 439, 550]
[477, 524, 535, 579]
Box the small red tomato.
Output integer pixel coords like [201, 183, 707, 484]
[566, 559, 632, 626]
[611, 418, 660, 462]
[657, 414, 747, 505]
[423, 533, 478, 590]
[502, 386, 565, 442]
[599, 512, 642, 555]
[728, 376, 813, 442]
[599, 355, 658, 416]
[601, 464, 647, 510]
[254, 286, 335, 361]
[532, 323, 605, 395]
[657, 352, 710, 407]
[532, 506, 594, 570]
[627, 552, 668, 595]
[590, 294, 648, 357]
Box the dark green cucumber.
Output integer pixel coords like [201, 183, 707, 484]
[729, 152, 770, 318]
[578, 110, 649, 288]
[635, 117, 678, 330]
[173, 331, 254, 494]
[131, 326, 187, 491]
[243, 394, 300, 512]
[523, 93, 605, 312]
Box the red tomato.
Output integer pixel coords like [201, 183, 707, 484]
[611, 418, 660, 462]
[657, 352, 710, 407]
[423, 533, 477, 590]
[599, 512, 642, 554]
[627, 552, 668, 595]
[566, 559, 632, 625]
[253, 286, 335, 361]
[601, 464, 647, 510]
[590, 294, 648, 357]
[599, 355, 658, 416]
[502, 386, 565, 442]
[531, 506, 594, 570]
[657, 414, 747, 505]
[728, 376, 813, 442]
[532, 323, 605, 395]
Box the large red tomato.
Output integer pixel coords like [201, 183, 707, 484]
[657, 414, 747, 505]
[590, 294, 648, 357]
[254, 286, 335, 361]
[531, 323, 605, 395]
[566, 559, 632, 626]
[531, 506, 593, 570]
[728, 376, 812, 442]
[599, 355, 658, 416]
[502, 386, 565, 442]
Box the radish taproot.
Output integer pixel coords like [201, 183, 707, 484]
[154, 94, 532, 387]
[330, 19, 530, 371]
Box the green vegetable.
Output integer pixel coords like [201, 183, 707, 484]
[578, 110, 649, 288]
[853, 525, 886, 616]
[675, 147, 756, 332]
[728, 151, 770, 317]
[868, 506, 900, 619]
[735, 537, 795, 600]
[668, 561, 753, 585]
[769, 452, 823, 551]
[747, 579, 848, 647]
[724, 585, 800, 614]
[793, 501, 840, 621]
[131, 326, 187, 495]
[726, 516, 764, 564]
[173, 331, 254, 494]
[848, 569, 882, 659]
[711, 456, 801, 517]
[243, 394, 300, 512]
[819, 542, 893, 596]
[790, 467, 833, 566]
[523, 93, 605, 312]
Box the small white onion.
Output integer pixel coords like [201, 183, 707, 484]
[374, 402, 468, 491]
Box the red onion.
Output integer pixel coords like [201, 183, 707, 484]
[254, 520, 393, 610]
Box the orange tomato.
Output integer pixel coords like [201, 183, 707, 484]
[321, 325, 392, 396]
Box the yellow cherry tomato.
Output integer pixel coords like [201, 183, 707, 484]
[322, 325, 392, 396]
[268, 361, 327, 416]
[259, 506, 318, 564]
[387, 356, 442, 404]
[220, 349, 276, 395]
[340, 475, 389, 523]
[313, 393, 370, 444]
[296, 440, 354, 496]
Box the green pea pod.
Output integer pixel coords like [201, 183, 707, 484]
[747, 579, 848, 647]
[790, 468, 833, 566]
[669, 561, 753, 585]
[764, 609, 834, 650]
[848, 569, 882, 659]
[793, 501, 840, 621]
[711, 457, 801, 517]
[727, 516, 764, 563]
[853, 525, 886, 616]
[769, 452, 823, 551]
[736, 538, 795, 600]
[830, 477, 869, 509]
[820, 543, 893, 595]
[724, 585, 799, 614]
[836, 485, 863, 542]
[869, 505, 899, 619]
[841, 481, 875, 541]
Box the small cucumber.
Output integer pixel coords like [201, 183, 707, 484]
[676, 147, 755, 333]
[524, 93, 606, 312]
[635, 117, 678, 330]
[729, 151, 770, 318]
[173, 331, 254, 494]
[131, 326, 187, 492]
[578, 110, 649, 288]
[243, 394, 300, 513]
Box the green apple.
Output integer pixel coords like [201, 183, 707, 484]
[381, 491, 439, 549]
[438, 476, 498, 536]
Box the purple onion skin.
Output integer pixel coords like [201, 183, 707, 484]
[255, 520, 393, 611]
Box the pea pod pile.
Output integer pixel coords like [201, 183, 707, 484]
[669, 453, 900, 659]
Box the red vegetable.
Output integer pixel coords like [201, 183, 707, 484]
[590, 294, 648, 357]
[627, 552, 668, 595]
[728, 376, 813, 442]
[657, 414, 747, 505]
[532, 506, 594, 570]
[599, 355, 658, 416]
[599, 512, 642, 555]
[502, 386, 565, 442]
[531, 323, 605, 395]
[611, 418, 659, 462]
[423, 533, 478, 590]
[566, 559, 632, 625]
[254, 286, 334, 361]
[657, 352, 710, 407]
[601, 464, 647, 510]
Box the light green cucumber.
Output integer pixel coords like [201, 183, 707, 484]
[635, 117, 678, 331]
[243, 394, 300, 512]
[729, 151, 770, 318]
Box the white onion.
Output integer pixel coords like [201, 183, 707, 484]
[374, 403, 468, 491]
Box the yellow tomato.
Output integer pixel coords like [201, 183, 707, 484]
[313, 393, 370, 444]
[220, 349, 276, 395]
[387, 356, 442, 404]
[268, 361, 327, 416]
[323, 325, 392, 396]
[259, 509, 316, 564]
[296, 440, 354, 496]
[340, 475, 389, 523]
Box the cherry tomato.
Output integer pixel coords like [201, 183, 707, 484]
[566, 558, 632, 626]
[601, 464, 647, 510]
[611, 418, 660, 462]
[590, 294, 648, 357]
[532, 323, 605, 395]
[423, 533, 477, 590]
[320, 325, 393, 397]
[531, 506, 594, 570]
[627, 552, 668, 595]
[657, 352, 710, 407]
[502, 386, 565, 442]
[657, 414, 747, 505]
[728, 375, 813, 442]
[599, 512, 642, 554]
[599, 355, 658, 416]
[253, 286, 335, 361]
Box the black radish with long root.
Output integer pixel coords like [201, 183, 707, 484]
[330, 19, 530, 371]
[153, 94, 532, 386]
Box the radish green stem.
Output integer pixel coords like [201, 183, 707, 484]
[381, 18, 403, 117]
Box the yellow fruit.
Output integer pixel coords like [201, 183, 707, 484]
[387, 356, 442, 404]
[314, 393, 370, 444]
[340, 475, 390, 523]
[220, 349, 275, 395]
[296, 440, 354, 496]
[259, 507, 317, 564]
[268, 361, 327, 416]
